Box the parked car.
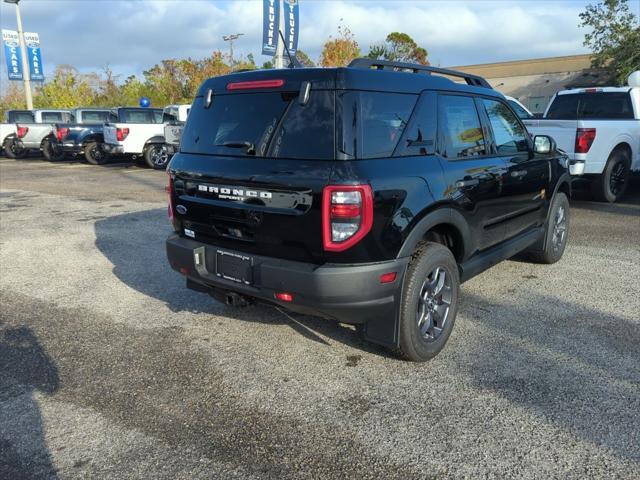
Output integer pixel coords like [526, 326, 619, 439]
[102, 107, 164, 168]
[524, 72, 640, 202]
[162, 104, 191, 165]
[4, 109, 73, 159]
[49, 108, 117, 164]
[505, 96, 534, 119]
[1, 110, 34, 156]
[165, 59, 571, 362]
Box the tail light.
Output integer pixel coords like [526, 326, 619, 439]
[575, 128, 596, 154]
[166, 173, 176, 219]
[16, 126, 28, 138]
[116, 127, 130, 142]
[56, 127, 69, 141]
[227, 79, 285, 90]
[322, 185, 373, 252]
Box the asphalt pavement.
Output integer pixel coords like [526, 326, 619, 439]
[1, 156, 639, 479]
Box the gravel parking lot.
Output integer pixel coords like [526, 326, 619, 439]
[1, 156, 639, 479]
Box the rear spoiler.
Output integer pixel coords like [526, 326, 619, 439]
[348, 58, 493, 89]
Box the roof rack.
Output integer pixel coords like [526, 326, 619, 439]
[348, 58, 493, 89]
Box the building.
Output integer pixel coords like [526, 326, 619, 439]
[450, 54, 612, 114]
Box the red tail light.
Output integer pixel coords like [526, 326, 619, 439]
[575, 128, 596, 154]
[56, 127, 69, 141]
[16, 126, 28, 138]
[116, 127, 130, 142]
[275, 292, 294, 302]
[166, 173, 175, 221]
[226, 79, 285, 90]
[322, 185, 373, 252]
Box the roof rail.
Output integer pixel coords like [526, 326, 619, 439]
[348, 58, 493, 89]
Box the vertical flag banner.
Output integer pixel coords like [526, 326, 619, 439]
[2, 29, 23, 80]
[24, 32, 44, 81]
[262, 0, 280, 56]
[284, 0, 299, 54]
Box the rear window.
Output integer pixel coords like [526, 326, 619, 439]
[181, 91, 334, 160]
[546, 92, 634, 120]
[41, 112, 64, 122]
[81, 110, 112, 123]
[7, 111, 33, 123]
[120, 109, 163, 123]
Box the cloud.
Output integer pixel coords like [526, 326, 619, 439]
[0, 0, 591, 82]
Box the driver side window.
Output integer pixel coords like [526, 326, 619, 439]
[482, 99, 529, 155]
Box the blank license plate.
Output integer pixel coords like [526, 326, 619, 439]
[215, 250, 253, 285]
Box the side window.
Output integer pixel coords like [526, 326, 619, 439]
[438, 95, 486, 159]
[482, 99, 529, 154]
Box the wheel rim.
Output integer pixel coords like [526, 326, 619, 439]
[416, 266, 452, 341]
[609, 161, 627, 196]
[91, 145, 103, 161]
[151, 146, 169, 166]
[551, 205, 567, 252]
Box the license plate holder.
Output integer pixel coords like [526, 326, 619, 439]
[215, 250, 253, 285]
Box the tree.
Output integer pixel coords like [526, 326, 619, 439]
[320, 23, 360, 67]
[580, 0, 640, 83]
[295, 49, 315, 67]
[36, 65, 94, 108]
[367, 32, 429, 65]
[262, 61, 274, 69]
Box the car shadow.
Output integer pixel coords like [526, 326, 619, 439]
[571, 176, 640, 213]
[0, 323, 60, 479]
[458, 292, 640, 463]
[93, 208, 389, 357]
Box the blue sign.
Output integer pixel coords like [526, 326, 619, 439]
[2, 29, 23, 80]
[261, 0, 280, 56]
[24, 32, 44, 81]
[283, 0, 299, 54]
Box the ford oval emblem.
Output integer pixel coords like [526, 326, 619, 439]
[176, 204, 187, 215]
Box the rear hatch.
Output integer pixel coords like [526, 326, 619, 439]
[169, 70, 337, 264]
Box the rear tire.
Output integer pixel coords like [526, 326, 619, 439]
[528, 192, 569, 264]
[3, 137, 28, 159]
[84, 141, 109, 165]
[591, 150, 630, 203]
[144, 143, 170, 169]
[395, 242, 459, 362]
[42, 139, 65, 161]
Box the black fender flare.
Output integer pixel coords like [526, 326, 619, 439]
[551, 172, 571, 200]
[144, 136, 166, 147]
[397, 207, 472, 261]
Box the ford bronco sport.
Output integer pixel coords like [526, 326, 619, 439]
[166, 59, 571, 361]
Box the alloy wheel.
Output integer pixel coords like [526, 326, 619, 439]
[416, 266, 453, 341]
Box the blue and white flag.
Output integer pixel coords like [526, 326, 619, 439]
[24, 32, 44, 81]
[262, 0, 280, 56]
[283, 0, 299, 54]
[2, 29, 23, 80]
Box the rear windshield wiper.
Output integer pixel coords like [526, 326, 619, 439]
[217, 141, 256, 155]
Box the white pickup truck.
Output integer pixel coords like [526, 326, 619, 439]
[103, 107, 164, 168]
[1, 110, 34, 155]
[524, 72, 640, 202]
[161, 104, 191, 163]
[3, 109, 73, 159]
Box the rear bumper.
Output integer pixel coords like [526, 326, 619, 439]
[166, 234, 409, 346]
[103, 143, 125, 154]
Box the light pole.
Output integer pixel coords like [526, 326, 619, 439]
[4, 0, 33, 110]
[222, 33, 244, 70]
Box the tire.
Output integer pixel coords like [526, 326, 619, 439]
[528, 192, 570, 264]
[3, 137, 28, 159]
[591, 150, 630, 203]
[395, 242, 459, 362]
[84, 141, 109, 165]
[144, 143, 170, 169]
[42, 139, 65, 161]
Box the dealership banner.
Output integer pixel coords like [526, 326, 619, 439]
[24, 32, 44, 81]
[2, 29, 23, 80]
[261, 0, 280, 56]
[283, 0, 299, 54]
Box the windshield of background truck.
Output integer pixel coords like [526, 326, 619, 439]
[82, 111, 113, 123]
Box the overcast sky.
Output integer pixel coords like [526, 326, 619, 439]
[0, 0, 625, 84]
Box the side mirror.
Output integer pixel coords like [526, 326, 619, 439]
[533, 135, 556, 154]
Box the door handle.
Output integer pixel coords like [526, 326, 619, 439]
[456, 179, 480, 188]
[511, 170, 527, 178]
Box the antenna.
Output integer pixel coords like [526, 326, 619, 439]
[278, 30, 302, 69]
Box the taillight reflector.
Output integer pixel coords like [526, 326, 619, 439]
[575, 128, 596, 154]
[379, 272, 397, 284]
[275, 292, 294, 302]
[116, 127, 130, 142]
[322, 185, 374, 252]
[167, 173, 175, 220]
[56, 127, 69, 141]
[226, 79, 285, 90]
[16, 126, 28, 138]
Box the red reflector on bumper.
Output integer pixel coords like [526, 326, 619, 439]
[275, 292, 294, 302]
[379, 272, 397, 284]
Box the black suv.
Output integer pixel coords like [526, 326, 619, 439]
[166, 59, 571, 361]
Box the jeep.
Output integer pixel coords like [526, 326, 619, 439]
[166, 59, 571, 361]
